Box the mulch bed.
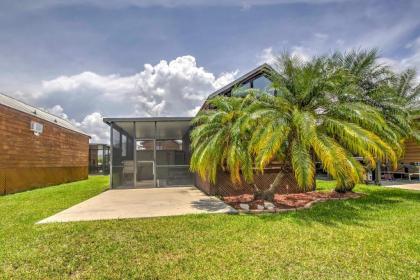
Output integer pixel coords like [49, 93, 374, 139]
[223, 191, 363, 213]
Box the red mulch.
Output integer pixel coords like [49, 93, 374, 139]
[226, 199, 267, 210]
[224, 191, 362, 211]
[223, 194, 254, 203]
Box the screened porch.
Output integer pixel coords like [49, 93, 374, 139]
[103, 117, 194, 188]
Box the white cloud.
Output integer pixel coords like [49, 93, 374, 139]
[258, 46, 313, 65]
[336, 39, 345, 46]
[258, 47, 277, 65]
[290, 46, 312, 62]
[44, 106, 108, 143]
[44, 104, 68, 120]
[314, 33, 328, 40]
[33, 55, 237, 143]
[77, 112, 110, 144]
[379, 36, 420, 82]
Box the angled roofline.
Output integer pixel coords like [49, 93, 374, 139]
[0, 92, 90, 137]
[206, 63, 276, 99]
[103, 117, 193, 125]
[103, 64, 278, 126]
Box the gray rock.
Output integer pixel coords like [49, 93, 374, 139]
[264, 201, 275, 209]
[257, 205, 264, 210]
[239, 203, 250, 211]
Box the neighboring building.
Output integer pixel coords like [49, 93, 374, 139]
[103, 64, 301, 195]
[0, 93, 90, 195]
[399, 117, 420, 164]
[89, 144, 110, 175]
[401, 140, 420, 164]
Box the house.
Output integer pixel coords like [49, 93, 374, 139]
[103, 64, 302, 195]
[0, 93, 90, 195]
[103, 63, 419, 193]
[401, 140, 420, 164]
[89, 144, 110, 175]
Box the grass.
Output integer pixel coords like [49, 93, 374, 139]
[0, 176, 419, 279]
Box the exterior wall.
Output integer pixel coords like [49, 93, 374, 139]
[195, 165, 305, 197]
[0, 105, 89, 194]
[401, 140, 420, 164]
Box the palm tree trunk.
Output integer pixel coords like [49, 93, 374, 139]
[260, 169, 287, 201]
[259, 165, 293, 201]
[334, 181, 355, 193]
[311, 149, 317, 191]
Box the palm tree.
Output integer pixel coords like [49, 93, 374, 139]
[189, 94, 255, 185]
[391, 68, 420, 135]
[246, 54, 400, 195]
[392, 68, 420, 114]
[330, 49, 419, 142]
[190, 52, 402, 198]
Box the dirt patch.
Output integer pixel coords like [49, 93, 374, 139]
[223, 191, 363, 213]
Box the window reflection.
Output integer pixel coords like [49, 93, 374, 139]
[252, 75, 272, 92]
[228, 74, 274, 96]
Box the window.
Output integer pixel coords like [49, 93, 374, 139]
[98, 149, 103, 166]
[252, 75, 273, 94]
[122, 134, 127, 157]
[112, 128, 120, 148]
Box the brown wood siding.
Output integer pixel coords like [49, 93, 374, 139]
[195, 166, 305, 197]
[401, 140, 420, 163]
[0, 104, 89, 194]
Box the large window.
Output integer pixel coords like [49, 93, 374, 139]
[252, 75, 272, 92]
[111, 123, 134, 188]
[228, 74, 274, 97]
[122, 135, 127, 156]
[112, 129, 120, 148]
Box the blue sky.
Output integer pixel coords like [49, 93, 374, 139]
[1, 0, 419, 142]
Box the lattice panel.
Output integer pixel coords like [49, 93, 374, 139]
[195, 166, 304, 196]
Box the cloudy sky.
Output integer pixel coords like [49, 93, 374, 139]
[1, 0, 419, 143]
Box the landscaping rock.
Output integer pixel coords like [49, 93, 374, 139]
[239, 203, 250, 211]
[264, 202, 275, 209]
[225, 191, 362, 213]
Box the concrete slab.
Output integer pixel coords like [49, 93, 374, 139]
[380, 183, 420, 191]
[37, 186, 237, 224]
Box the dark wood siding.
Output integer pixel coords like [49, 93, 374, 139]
[401, 140, 420, 163]
[0, 104, 89, 194]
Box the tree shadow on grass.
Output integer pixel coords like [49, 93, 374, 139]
[254, 187, 420, 227]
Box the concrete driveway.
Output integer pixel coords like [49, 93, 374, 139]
[38, 186, 237, 224]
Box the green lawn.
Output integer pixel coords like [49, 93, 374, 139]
[0, 176, 419, 279]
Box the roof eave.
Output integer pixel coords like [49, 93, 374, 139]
[103, 116, 193, 125]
